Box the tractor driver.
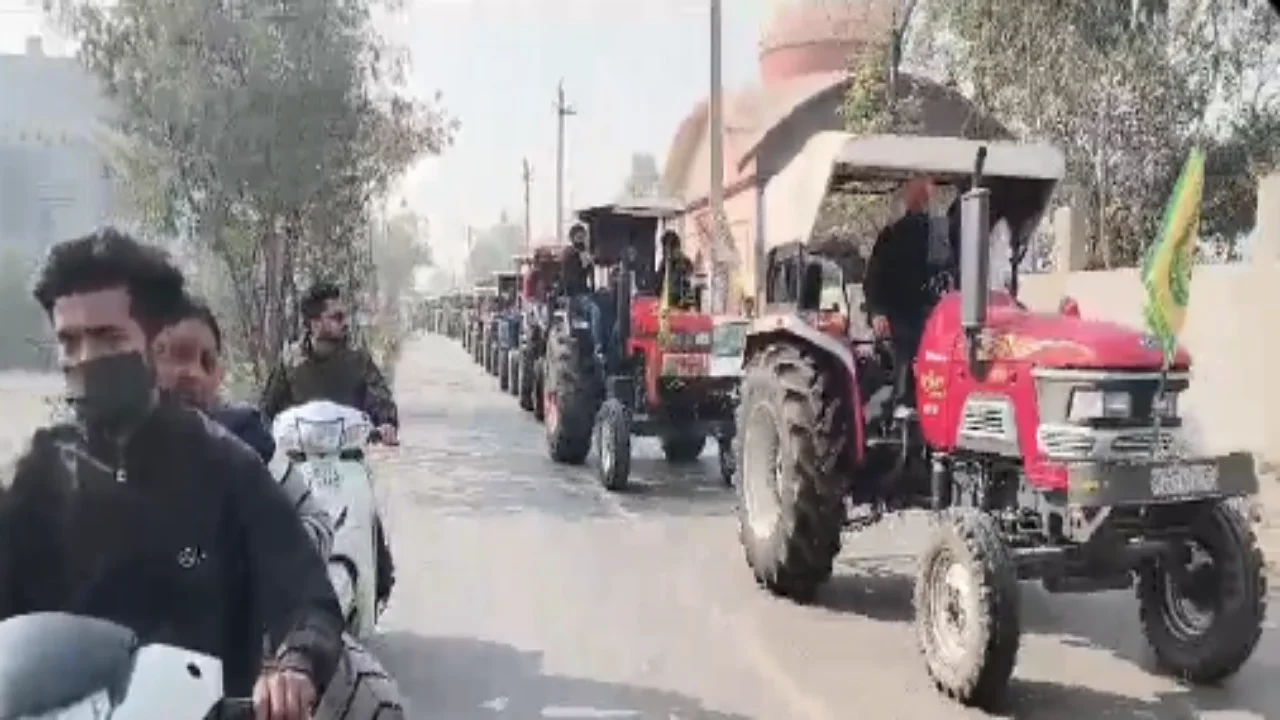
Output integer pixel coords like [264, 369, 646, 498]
[657, 230, 694, 309]
[863, 175, 939, 416]
[563, 222, 605, 361]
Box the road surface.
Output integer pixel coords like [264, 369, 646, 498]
[368, 333, 1279, 719]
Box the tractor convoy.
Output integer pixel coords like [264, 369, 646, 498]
[427, 133, 1265, 711]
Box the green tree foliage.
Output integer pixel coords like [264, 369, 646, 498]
[48, 0, 456, 380]
[0, 251, 52, 371]
[914, 0, 1279, 267]
[618, 152, 661, 201]
[464, 213, 524, 285]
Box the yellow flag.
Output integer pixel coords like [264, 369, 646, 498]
[658, 257, 673, 348]
[1141, 148, 1205, 364]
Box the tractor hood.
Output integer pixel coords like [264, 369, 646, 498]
[975, 299, 1191, 369]
[631, 297, 714, 336]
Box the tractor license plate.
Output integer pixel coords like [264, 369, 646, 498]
[662, 353, 708, 377]
[1150, 462, 1219, 498]
[302, 461, 341, 491]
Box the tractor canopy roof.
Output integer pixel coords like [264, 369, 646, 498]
[764, 131, 1065, 257]
[575, 196, 684, 267]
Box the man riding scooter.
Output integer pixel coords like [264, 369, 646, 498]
[261, 281, 398, 611]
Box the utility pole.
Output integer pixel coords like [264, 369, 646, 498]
[522, 158, 533, 251]
[555, 80, 576, 244]
[708, 0, 728, 313]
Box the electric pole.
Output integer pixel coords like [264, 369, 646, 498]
[555, 80, 576, 244]
[708, 0, 728, 313]
[522, 158, 533, 251]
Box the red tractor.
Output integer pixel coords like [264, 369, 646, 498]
[735, 133, 1264, 708]
[542, 200, 738, 489]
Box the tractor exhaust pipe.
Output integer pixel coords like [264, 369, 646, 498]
[959, 147, 990, 370]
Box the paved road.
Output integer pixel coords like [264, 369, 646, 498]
[369, 333, 1280, 719]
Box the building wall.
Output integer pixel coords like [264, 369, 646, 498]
[0, 39, 117, 257]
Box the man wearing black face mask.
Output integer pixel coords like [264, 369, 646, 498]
[0, 229, 342, 720]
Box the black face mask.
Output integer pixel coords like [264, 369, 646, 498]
[66, 352, 156, 432]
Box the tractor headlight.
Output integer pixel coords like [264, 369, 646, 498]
[1068, 389, 1131, 421]
[695, 331, 712, 346]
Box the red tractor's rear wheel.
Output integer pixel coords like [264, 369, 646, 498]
[735, 342, 846, 602]
[543, 326, 598, 464]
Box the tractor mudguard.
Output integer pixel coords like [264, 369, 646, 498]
[744, 314, 866, 466]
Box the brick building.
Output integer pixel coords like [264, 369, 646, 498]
[660, 0, 1001, 311]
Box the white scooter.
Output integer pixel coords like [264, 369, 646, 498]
[0, 612, 235, 719]
[271, 401, 384, 641]
[0, 613, 405, 719]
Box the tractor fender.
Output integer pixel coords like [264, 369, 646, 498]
[744, 314, 866, 466]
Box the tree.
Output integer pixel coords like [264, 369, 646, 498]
[914, 0, 1279, 267]
[49, 0, 456, 382]
[464, 213, 524, 285]
[0, 251, 52, 371]
[618, 152, 661, 200]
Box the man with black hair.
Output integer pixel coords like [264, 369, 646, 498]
[560, 222, 605, 361]
[0, 228, 342, 719]
[154, 295, 334, 557]
[260, 282, 399, 442]
[260, 280, 398, 610]
[657, 229, 694, 308]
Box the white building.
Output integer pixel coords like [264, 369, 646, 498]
[0, 36, 118, 256]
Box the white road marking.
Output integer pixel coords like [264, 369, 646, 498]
[540, 708, 641, 718]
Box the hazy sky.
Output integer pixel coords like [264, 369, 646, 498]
[1, 0, 778, 270]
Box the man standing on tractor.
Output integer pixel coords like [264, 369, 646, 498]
[657, 229, 695, 308]
[863, 175, 939, 416]
[562, 222, 605, 361]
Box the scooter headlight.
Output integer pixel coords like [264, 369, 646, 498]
[1068, 389, 1132, 421]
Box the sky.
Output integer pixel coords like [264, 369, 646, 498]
[382, 0, 773, 269]
[0, 0, 780, 271]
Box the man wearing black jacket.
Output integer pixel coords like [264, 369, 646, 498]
[863, 176, 938, 413]
[0, 229, 342, 720]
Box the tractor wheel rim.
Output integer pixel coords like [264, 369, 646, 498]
[741, 404, 782, 538]
[1160, 540, 1217, 640]
[927, 551, 976, 665]
[545, 390, 558, 432]
[600, 417, 615, 473]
